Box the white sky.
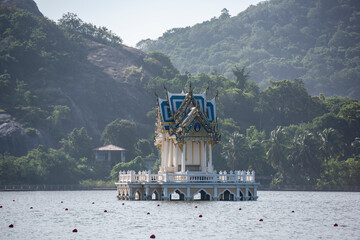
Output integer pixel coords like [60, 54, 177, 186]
[34, 0, 265, 47]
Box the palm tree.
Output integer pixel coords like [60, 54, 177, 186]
[289, 131, 321, 184]
[351, 137, 360, 156]
[266, 126, 288, 182]
[222, 132, 248, 170]
[318, 128, 342, 170]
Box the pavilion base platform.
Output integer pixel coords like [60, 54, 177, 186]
[116, 170, 259, 201]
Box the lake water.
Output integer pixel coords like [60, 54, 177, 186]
[1, 190, 359, 239]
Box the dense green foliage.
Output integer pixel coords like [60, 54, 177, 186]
[144, 65, 360, 186]
[0, 145, 86, 184]
[101, 119, 138, 160]
[0, 4, 359, 187]
[110, 156, 146, 181]
[0, 7, 84, 133]
[138, 0, 360, 99]
[58, 13, 122, 47]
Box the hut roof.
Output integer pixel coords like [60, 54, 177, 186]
[93, 144, 126, 151]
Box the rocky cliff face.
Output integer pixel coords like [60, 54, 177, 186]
[59, 39, 155, 144]
[0, 1, 161, 155]
[0, 0, 43, 16]
[0, 114, 49, 156]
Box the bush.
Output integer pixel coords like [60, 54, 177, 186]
[25, 127, 37, 137]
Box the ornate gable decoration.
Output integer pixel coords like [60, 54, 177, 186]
[156, 89, 220, 143]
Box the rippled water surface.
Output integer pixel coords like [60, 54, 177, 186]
[1, 190, 359, 239]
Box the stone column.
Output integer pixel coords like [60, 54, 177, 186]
[204, 141, 207, 172]
[186, 185, 191, 201]
[245, 187, 249, 201]
[174, 145, 178, 171]
[146, 185, 150, 200]
[163, 186, 169, 201]
[129, 187, 134, 200]
[201, 142, 206, 172]
[168, 139, 172, 168]
[209, 143, 213, 172]
[161, 135, 165, 172]
[213, 186, 218, 201]
[236, 185, 240, 201]
[164, 137, 169, 170]
[181, 143, 186, 172]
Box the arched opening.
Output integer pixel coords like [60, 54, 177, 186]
[239, 190, 244, 201]
[152, 191, 160, 200]
[248, 190, 253, 200]
[220, 190, 235, 201]
[118, 193, 125, 200]
[194, 190, 211, 201]
[170, 189, 185, 201]
[134, 191, 142, 200]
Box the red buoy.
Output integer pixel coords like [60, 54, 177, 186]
[195, 206, 198, 208]
[147, 212, 150, 215]
[30, 207, 33, 209]
[65, 208, 68, 211]
[259, 218, 263, 222]
[92, 202, 95, 204]
[199, 214, 203, 218]
[239, 208, 242, 210]
[9, 224, 14, 228]
[0, 205, 3, 208]
[72, 228, 78, 233]
[12, 200, 15, 202]
[157, 204, 160, 207]
[122, 203, 125, 205]
[150, 234, 156, 239]
[104, 210, 107, 213]
[334, 223, 338, 227]
[291, 210, 295, 213]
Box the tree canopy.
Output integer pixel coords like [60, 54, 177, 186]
[138, 0, 360, 99]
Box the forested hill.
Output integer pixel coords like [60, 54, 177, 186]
[0, 3, 178, 155]
[138, 0, 360, 99]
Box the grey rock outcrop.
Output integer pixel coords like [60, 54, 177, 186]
[0, 114, 46, 156]
[0, 0, 43, 17]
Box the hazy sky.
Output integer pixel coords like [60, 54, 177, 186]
[34, 0, 265, 47]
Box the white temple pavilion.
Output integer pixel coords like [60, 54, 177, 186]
[116, 89, 259, 201]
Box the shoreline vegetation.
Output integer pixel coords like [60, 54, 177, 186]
[0, 184, 359, 192]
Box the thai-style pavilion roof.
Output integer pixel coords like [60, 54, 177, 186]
[156, 89, 220, 143]
[93, 144, 126, 151]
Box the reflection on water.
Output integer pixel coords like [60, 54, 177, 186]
[0, 190, 359, 239]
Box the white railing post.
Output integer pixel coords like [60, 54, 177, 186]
[235, 170, 238, 183]
[130, 170, 134, 182]
[165, 170, 169, 183]
[213, 170, 217, 183]
[147, 170, 151, 183]
[251, 170, 255, 183]
[186, 170, 190, 183]
[246, 170, 250, 182]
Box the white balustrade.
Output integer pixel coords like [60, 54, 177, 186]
[116, 170, 256, 184]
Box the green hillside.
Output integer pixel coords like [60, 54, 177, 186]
[0, 6, 175, 150]
[138, 0, 360, 99]
[0, 2, 359, 187]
